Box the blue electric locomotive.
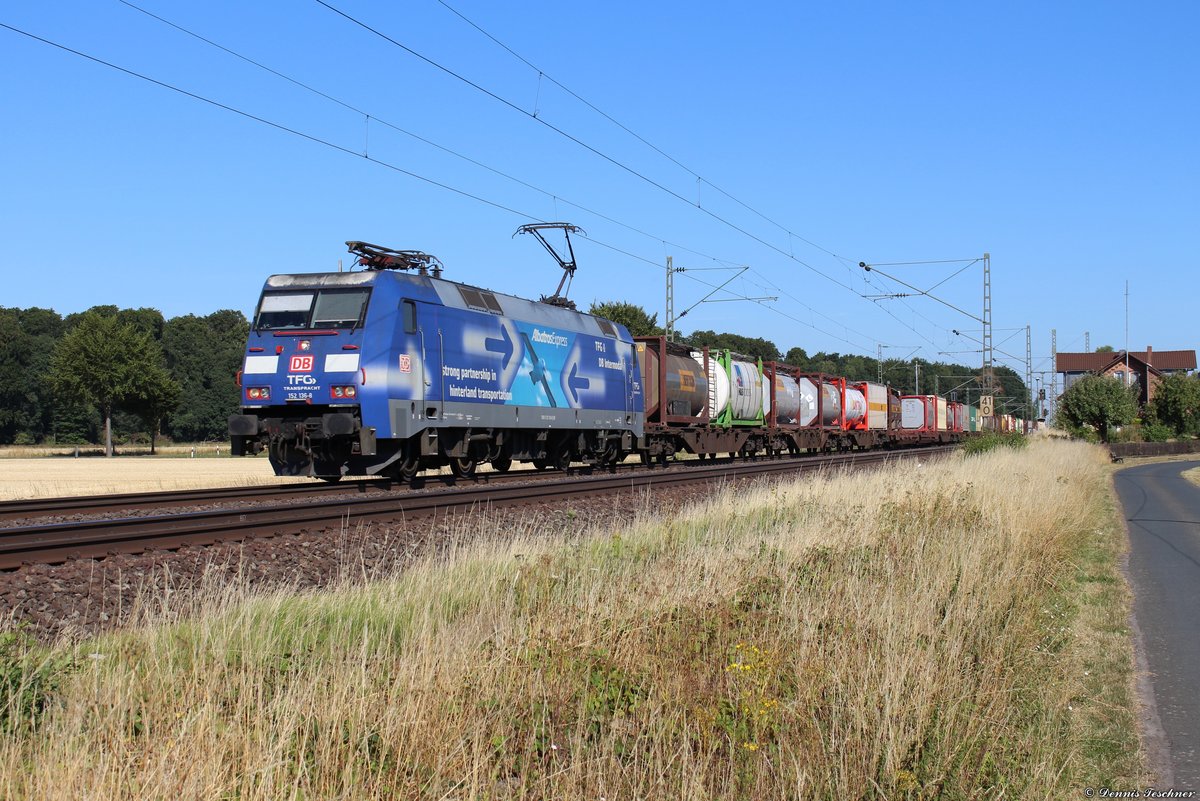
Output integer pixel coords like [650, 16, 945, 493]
[229, 242, 643, 481]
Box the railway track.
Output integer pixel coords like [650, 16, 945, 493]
[0, 455, 744, 523]
[0, 446, 955, 570]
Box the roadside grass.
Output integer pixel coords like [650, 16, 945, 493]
[0, 439, 1140, 798]
[1066, 477, 1145, 789]
[1183, 466, 1200, 488]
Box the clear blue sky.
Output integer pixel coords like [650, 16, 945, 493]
[3, 1, 1197, 383]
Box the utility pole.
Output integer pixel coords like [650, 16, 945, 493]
[1085, 330, 1090, 352]
[915, 360, 920, 395]
[1025, 325, 1033, 433]
[877, 344, 883, 384]
[982, 252, 994, 395]
[1051, 329, 1058, 423]
[665, 256, 675, 342]
[1125, 281, 1130, 383]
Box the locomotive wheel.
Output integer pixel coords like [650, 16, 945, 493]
[449, 457, 477, 479]
[396, 454, 421, 483]
[491, 454, 512, 473]
[552, 445, 572, 472]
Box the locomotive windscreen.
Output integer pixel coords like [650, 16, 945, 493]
[254, 289, 371, 330]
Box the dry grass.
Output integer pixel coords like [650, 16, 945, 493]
[0, 440, 1137, 798]
[0, 456, 308, 500]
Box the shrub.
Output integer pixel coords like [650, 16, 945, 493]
[0, 630, 74, 735]
[962, 431, 1028, 455]
[1142, 422, 1173, 442]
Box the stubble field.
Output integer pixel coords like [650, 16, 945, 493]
[0, 454, 306, 500]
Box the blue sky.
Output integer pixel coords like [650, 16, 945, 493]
[2, 1, 1197, 383]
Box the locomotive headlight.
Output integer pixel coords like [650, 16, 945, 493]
[331, 385, 357, 400]
[299, 340, 311, 351]
[246, 387, 270, 400]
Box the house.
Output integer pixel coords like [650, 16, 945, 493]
[1056, 346, 1196, 406]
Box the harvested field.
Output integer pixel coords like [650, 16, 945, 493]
[0, 456, 308, 500]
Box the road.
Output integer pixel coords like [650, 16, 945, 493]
[1115, 459, 1200, 788]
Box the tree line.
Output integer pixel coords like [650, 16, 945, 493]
[0, 305, 247, 451]
[589, 301, 1031, 412]
[2, 297, 1043, 451]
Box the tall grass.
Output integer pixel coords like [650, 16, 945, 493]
[0, 440, 1127, 798]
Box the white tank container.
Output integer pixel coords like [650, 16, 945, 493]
[901, 397, 927, 429]
[697, 351, 730, 418]
[730, 360, 762, 420]
[820, 382, 842, 425]
[844, 386, 866, 424]
[936, 397, 948, 431]
[773, 374, 800, 424]
[798, 377, 819, 426]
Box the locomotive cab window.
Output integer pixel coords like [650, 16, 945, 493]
[312, 290, 370, 328]
[255, 292, 313, 330]
[254, 289, 371, 330]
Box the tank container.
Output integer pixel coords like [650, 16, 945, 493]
[864, 382, 889, 430]
[844, 386, 867, 425]
[729, 360, 763, 420]
[773, 374, 801, 424]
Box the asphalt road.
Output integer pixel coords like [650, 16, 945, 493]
[1115, 459, 1200, 788]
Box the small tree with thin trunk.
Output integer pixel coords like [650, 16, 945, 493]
[49, 312, 174, 456]
[1056, 374, 1137, 442]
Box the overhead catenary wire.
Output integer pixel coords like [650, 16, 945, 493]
[91, 3, 901, 353]
[2, 20, 886, 354]
[313, 0, 871, 297]
[113, 0, 892, 351]
[128, 2, 974, 358]
[433, 0, 860, 270]
[4, 13, 989, 363]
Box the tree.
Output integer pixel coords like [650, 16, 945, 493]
[1057, 374, 1137, 442]
[783, 346, 808, 366]
[1147, 373, 1200, 437]
[684, 330, 780, 362]
[162, 310, 248, 441]
[0, 307, 64, 444]
[127, 363, 182, 454]
[1096, 345, 1115, 353]
[49, 312, 176, 456]
[587, 301, 662, 337]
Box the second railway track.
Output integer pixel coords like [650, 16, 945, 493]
[0, 446, 955, 570]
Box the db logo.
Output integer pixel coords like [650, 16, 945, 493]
[289, 355, 314, 372]
[398, 355, 412, 374]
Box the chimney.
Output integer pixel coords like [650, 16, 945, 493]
[1146, 345, 1153, 366]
